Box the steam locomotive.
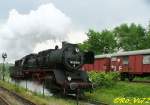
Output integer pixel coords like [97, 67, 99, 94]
[10, 42, 94, 94]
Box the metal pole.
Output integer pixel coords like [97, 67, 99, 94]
[43, 80, 45, 97]
[26, 79, 27, 91]
[2, 58, 4, 81]
[2, 53, 7, 81]
[76, 88, 79, 105]
[0, 67, 2, 80]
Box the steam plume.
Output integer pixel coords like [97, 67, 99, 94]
[0, 3, 71, 62]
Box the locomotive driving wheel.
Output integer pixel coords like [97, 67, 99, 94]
[45, 73, 60, 94]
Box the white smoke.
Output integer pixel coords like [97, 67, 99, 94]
[0, 3, 72, 62]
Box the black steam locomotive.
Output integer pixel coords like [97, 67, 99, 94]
[10, 42, 94, 94]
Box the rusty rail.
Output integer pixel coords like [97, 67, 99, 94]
[131, 80, 150, 83]
[0, 86, 37, 105]
[57, 94, 109, 105]
[0, 95, 11, 105]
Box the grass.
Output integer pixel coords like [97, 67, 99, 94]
[85, 81, 150, 105]
[0, 80, 76, 105]
[0, 77, 150, 105]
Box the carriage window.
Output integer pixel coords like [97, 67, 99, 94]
[143, 55, 150, 64]
[122, 56, 128, 64]
[111, 57, 117, 61]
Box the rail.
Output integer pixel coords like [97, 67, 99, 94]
[0, 86, 37, 105]
[0, 95, 11, 105]
[131, 80, 150, 83]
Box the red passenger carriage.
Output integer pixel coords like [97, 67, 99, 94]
[83, 49, 150, 81]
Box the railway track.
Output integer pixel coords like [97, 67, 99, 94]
[0, 96, 10, 105]
[57, 94, 109, 105]
[79, 96, 109, 105]
[131, 80, 150, 84]
[0, 86, 36, 105]
[81, 99, 109, 105]
[0, 85, 108, 105]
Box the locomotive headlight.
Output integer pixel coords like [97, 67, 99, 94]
[67, 76, 72, 81]
[75, 48, 79, 53]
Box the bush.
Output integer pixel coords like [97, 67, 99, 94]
[88, 71, 119, 88]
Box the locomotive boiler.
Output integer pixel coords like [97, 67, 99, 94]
[10, 42, 94, 94]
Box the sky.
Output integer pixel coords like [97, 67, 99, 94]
[0, 0, 150, 29]
[0, 0, 150, 62]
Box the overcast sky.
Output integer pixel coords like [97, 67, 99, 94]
[0, 0, 150, 62]
[0, 0, 150, 30]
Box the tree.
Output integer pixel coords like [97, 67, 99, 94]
[79, 29, 117, 54]
[114, 23, 146, 51]
[79, 22, 150, 54]
[143, 22, 150, 49]
[78, 41, 90, 52]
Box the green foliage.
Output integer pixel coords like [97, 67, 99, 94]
[0, 63, 13, 80]
[88, 71, 119, 88]
[78, 41, 90, 52]
[114, 23, 147, 51]
[85, 82, 150, 105]
[79, 29, 117, 54]
[79, 22, 150, 53]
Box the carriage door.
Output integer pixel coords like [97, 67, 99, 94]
[111, 57, 121, 71]
[111, 57, 117, 71]
[129, 55, 142, 73]
[122, 56, 129, 72]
